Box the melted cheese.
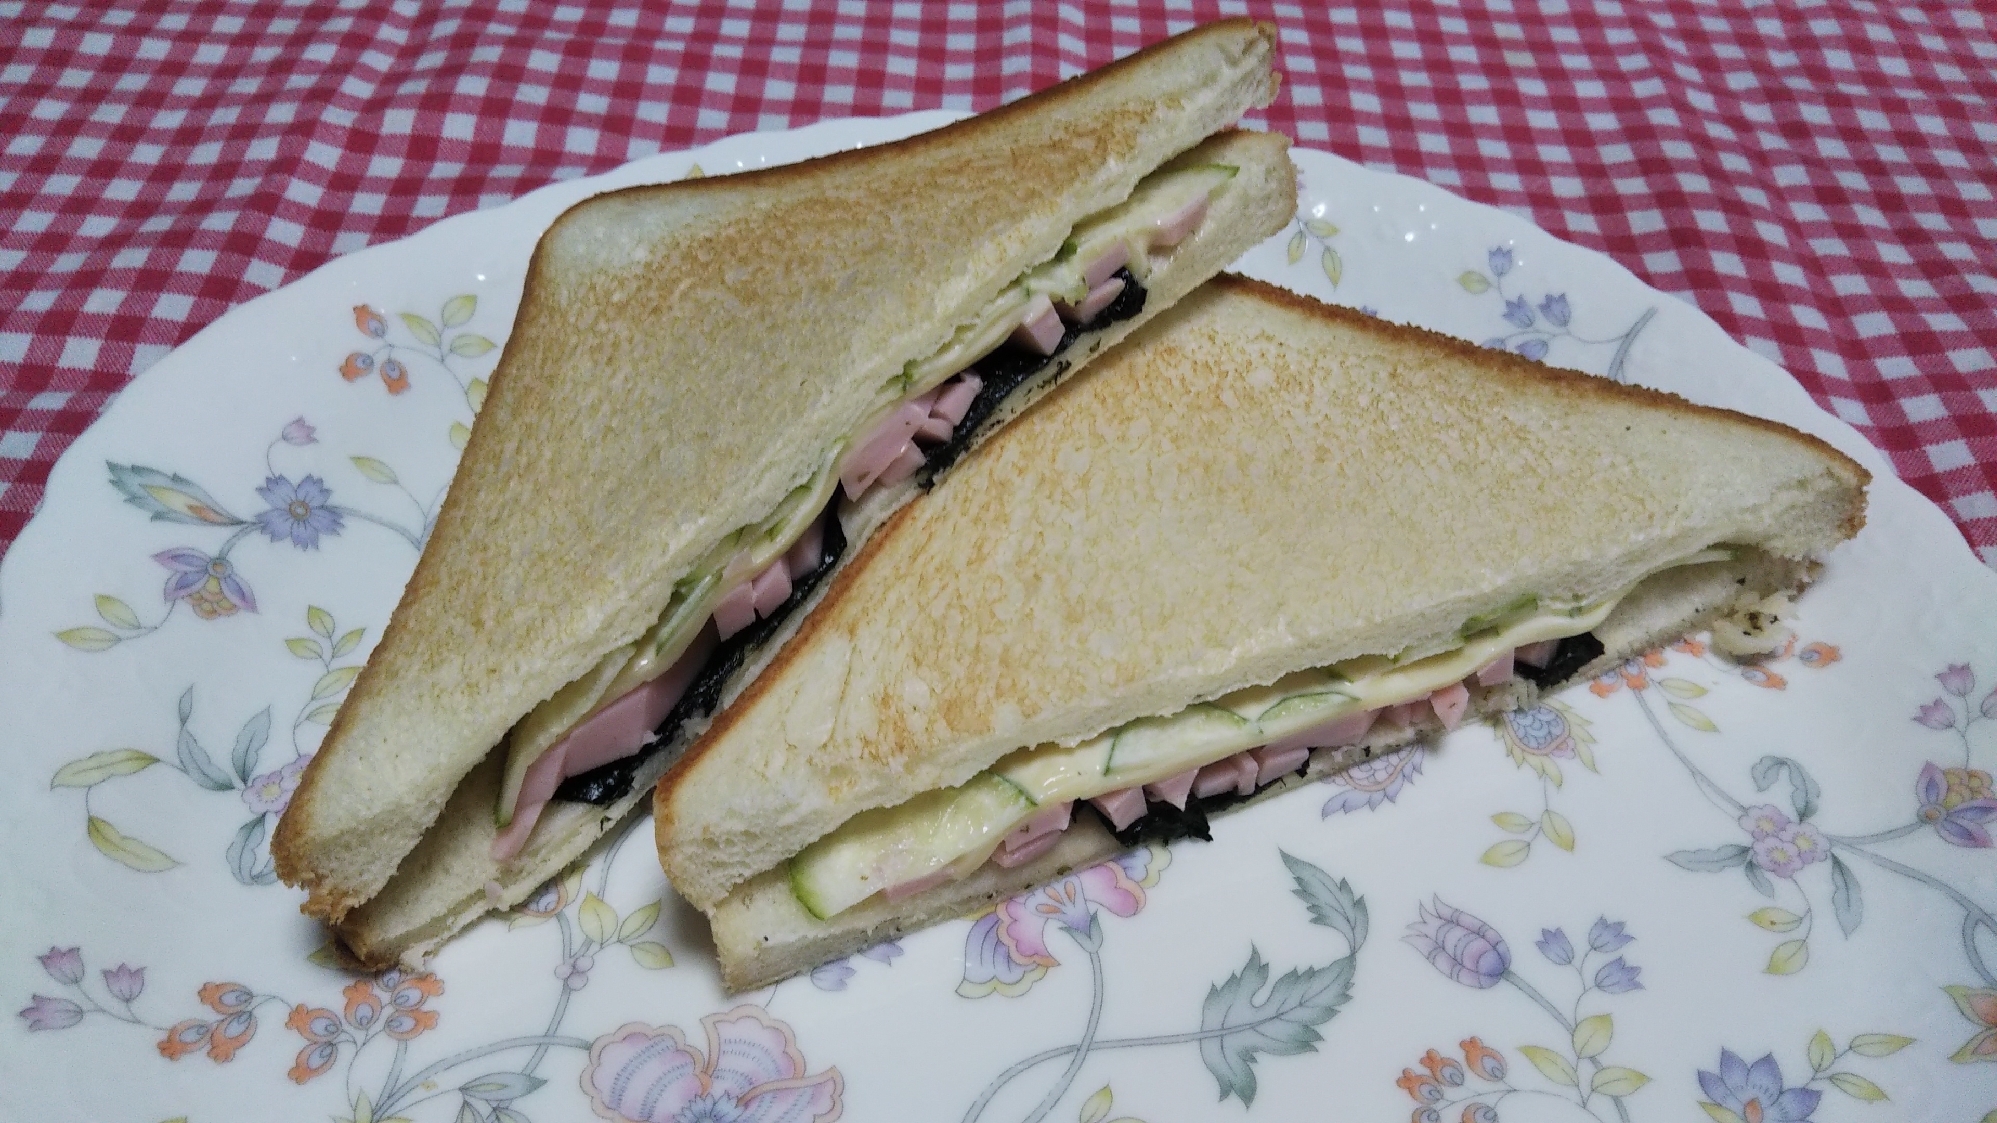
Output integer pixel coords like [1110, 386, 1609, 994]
[788, 593, 1627, 917]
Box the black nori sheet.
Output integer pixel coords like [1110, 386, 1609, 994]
[1515, 632, 1606, 689]
[551, 510, 849, 804]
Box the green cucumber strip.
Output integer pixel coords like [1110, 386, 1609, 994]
[1104, 703, 1254, 780]
[788, 773, 1033, 920]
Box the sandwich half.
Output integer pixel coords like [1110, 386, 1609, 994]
[654, 275, 1870, 991]
[273, 21, 1297, 967]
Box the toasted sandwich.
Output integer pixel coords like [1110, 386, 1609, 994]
[273, 21, 1297, 967]
[654, 275, 1870, 991]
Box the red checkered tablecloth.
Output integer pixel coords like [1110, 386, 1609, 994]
[3, 2, 1993, 566]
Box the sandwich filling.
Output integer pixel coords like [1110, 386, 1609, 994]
[785, 550, 1735, 920]
[489, 162, 1243, 860]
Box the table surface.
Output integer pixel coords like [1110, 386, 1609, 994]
[2, 2, 1993, 569]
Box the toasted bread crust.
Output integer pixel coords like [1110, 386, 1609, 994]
[655, 274, 1870, 910]
[1223, 276, 1871, 535]
[273, 21, 1282, 920]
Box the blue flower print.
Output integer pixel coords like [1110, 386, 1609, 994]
[1698, 1050, 1820, 1122]
[1593, 957, 1643, 994]
[1588, 918, 1633, 953]
[1538, 293, 1571, 328]
[1536, 928, 1574, 965]
[253, 475, 344, 550]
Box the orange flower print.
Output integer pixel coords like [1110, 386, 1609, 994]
[157, 1018, 211, 1060]
[338, 971, 443, 1041]
[1589, 650, 1665, 697]
[206, 1008, 256, 1061]
[285, 1005, 343, 1084]
[276, 970, 445, 1084]
[1740, 664, 1788, 690]
[339, 350, 409, 394]
[1397, 1065, 1444, 1105]
[197, 981, 251, 1015]
[1460, 1036, 1506, 1080]
[379, 357, 410, 395]
[1673, 636, 1707, 657]
[1420, 1048, 1466, 1086]
[1796, 641, 1840, 668]
[381, 971, 443, 1040]
[344, 305, 410, 393]
[158, 982, 259, 1063]
[1397, 1038, 1507, 1121]
[341, 978, 381, 1031]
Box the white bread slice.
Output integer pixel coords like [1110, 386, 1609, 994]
[274, 20, 1283, 924]
[656, 275, 1869, 929]
[329, 129, 1298, 968]
[706, 547, 1819, 990]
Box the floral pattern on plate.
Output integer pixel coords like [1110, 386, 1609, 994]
[4, 118, 1995, 1121]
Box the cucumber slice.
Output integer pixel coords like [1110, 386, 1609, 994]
[1458, 593, 1541, 640]
[1104, 703, 1254, 783]
[993, 736, 1112, 805]
[1255, 690, 1361, 734]
[788, 773, 1035, 920]
[904, 285, 1032, 391]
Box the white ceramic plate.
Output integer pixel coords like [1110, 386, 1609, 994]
[4, 113, 1995, 1123]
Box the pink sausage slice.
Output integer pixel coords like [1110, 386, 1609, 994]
[1000, 801, 1073, 851]
[1057, 277, 1126, 324]
[490, 741, 569, 863]
[842, 397, 932, 498]
[1192, 753, 1257, 800]
[712, 580, 758, 640]
[785, 518, 824, 581]
[1515, 639, 1560, 668]
[930, 374, 983, 426]
[1009, 293, 1064, 356]
[991, 828, 1063, 868]
[1380, 700, 1427, 730]
[750, 560, 792, 618]
[1476, 649, 1516, 686]
[1089, 786, 1147, 831]
[1142, 766, 1200, 810]
[1249, 743, 1311, 787]
[1082, 243, 1129, 290]
[491, 625, 717, 862]
[1152, 196, 1209, 248]
[1430, 682, 1471, 730]
[914, 416, 954, 443]
[875, 440, 927, 489]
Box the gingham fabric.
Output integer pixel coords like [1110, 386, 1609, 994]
[3, 1, 1993, 565]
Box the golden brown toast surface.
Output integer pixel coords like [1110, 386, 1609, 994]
[655, 275, 1868, 909]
